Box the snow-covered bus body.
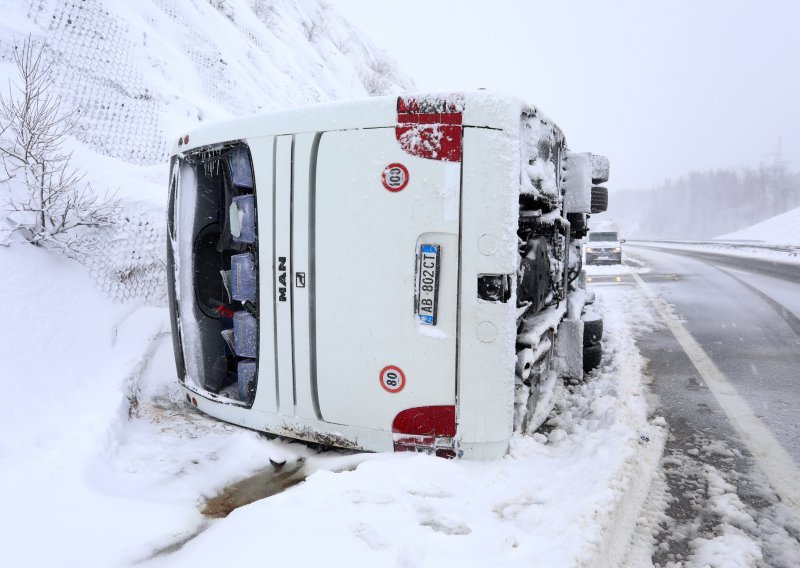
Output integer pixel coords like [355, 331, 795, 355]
[166, 92, 609, 459]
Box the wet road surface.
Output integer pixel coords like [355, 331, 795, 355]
[628, 245, 800, 463]
[591, 245, 800, 566]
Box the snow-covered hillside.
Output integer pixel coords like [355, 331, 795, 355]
[0, 0, 413, 304]
[2, 0, 413, 166]
[716, 205, 800, 244]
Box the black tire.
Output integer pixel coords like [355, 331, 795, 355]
[583, 315, 603, 347]
[583, 343, 602, 373]
[590, 186, 608, 213]
[567, 212, 588, 239]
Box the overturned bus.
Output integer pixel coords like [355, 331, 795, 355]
[167, 92, 609, 459]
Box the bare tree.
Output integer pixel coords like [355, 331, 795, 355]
[360, 57, 393, 96]
[302, 19, 321, 41]
[0, 36, 119, 258]
[208, 0, 235, 20]
[331, 32, 352, 54]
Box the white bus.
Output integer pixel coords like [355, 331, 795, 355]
[167, 92, 609, 459]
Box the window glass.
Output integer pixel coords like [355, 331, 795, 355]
[230, 146, 254, 189]
[589, 232, 618, 241]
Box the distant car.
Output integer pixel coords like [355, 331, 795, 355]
[585, 231, 624, 264]
[166, 92, 610, 459]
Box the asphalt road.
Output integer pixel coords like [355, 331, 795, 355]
[591, 245, 800, 566]
[629, 245, 800, 463]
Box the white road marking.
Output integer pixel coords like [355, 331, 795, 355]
[717, 266, 750, 276]
[631, 271, 800, 515]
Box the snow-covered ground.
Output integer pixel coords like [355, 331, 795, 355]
[0, 241, 663, 567]
[585, 254, 651, 277]
[717, 205, 800, 244]
[629, 206, 800, 265]
[631, 239, 800, 265]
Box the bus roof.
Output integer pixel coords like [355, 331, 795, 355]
[172, 91, 563, 156]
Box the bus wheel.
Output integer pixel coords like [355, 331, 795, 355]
[583, 343, 602, 373]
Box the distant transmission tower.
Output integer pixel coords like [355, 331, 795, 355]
[763, 136, 790, 213]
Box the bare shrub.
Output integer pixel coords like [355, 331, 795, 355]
[250, 0, 278, 29]
[208, 0, 234, 20]
[367, 56, 391, 76]
[249, 0, 266, 17]
[331, 33, 351, 54]
[361, 71, 390, 96]
[0, 37, 119, 258]
[302, 19, 320, 41]
[361, 57, 393, 96]
[302, 13, 330, 43]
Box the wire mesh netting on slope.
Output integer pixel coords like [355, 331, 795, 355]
[81, 210, 167, 305]
[3, 0, 414, 305]
[31, 0, 168, 165]
[16, 0, 412, 167]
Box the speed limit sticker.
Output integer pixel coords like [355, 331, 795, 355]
[381, 163, 409, 192]
[379, 365, 406, 393]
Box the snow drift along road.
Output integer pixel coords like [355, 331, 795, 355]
[0, 243, 661, 567]
[716, 205, 800, 244]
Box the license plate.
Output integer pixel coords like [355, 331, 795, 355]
[416, 244, 440, 325]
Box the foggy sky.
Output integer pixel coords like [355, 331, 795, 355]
[333, 0, 800, 191]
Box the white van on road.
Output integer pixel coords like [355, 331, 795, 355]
[586, 229, 624, 265]
[167, 92, 609, 459]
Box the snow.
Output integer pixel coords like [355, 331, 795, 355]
[585, 255, 652, 276]
[690, 526, 763, 568]
[716, 205, 800, 244]
[631, 239, 800, 266]
[520, 110, 559, 199]
[6, 0, 413, 167]
[175, 162, 203, 384]
[0, 232, 665, 567]
[627, 206, 800, 267]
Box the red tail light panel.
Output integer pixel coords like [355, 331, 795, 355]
[396, 95, 464, 162]
[392, 405, 458, 458]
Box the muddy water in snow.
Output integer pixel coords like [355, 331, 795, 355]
[141, 460, 315, 562]
[201, 460, 309, 518]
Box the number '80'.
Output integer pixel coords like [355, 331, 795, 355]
[380, 365, 405, 392]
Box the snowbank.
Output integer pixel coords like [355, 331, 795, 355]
[630, 240, 800, 266]
[629, 206, 800, 264]
[0, 241, 661, 566]
[716, 205, 800, 244]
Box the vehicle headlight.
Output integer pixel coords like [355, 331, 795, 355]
[614, 247, 621, 252]
[586, 247, 593, 253]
